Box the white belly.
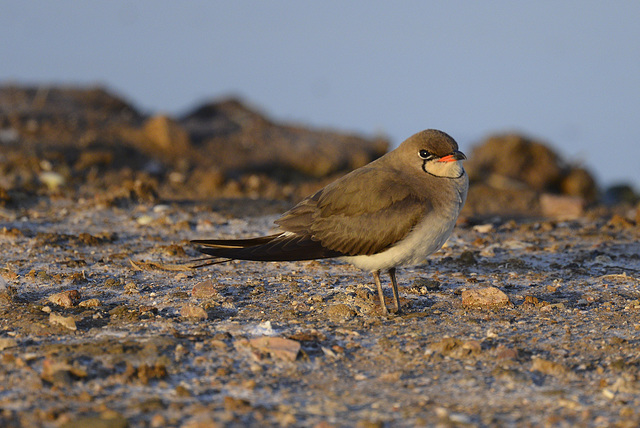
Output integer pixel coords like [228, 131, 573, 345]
[343, 208, 458, 272]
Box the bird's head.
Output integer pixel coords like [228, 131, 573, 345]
[397, 129, 466, 179]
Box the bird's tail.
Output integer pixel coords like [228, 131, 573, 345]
[191, 233, 343, 263]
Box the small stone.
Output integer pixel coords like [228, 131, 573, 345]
[0, 337, 18, 351]
[48, 290, 81, 308]
[461, 287, 510, 308]
[355, 419, 384, 428]
[124, 282, 139, 294]
[181, 415, 221, 428]
[49, 313, 77, 331]
[41, 358, 87, 386]
[78, 298, 101, 308]
[39, 171, 66, 191]
[136, 214, 154, 225]
[458, 251, 478, 265]
[104, 278, 122, 288]
[150, 414, 167, 428]
[59, 410, 128, 428]
[180, 304, 208, 320]
[248, 336, 301, 362]
[606, 214, 635, 229]
[495, 344, 519, 360]
[594, 255, 613, 264]
[531, 357, 567, 376]
[191, 280, 219, 299]
[410, 278, 440, 293]
[326, 303, 356, 321]
[472, 223, 494, 233]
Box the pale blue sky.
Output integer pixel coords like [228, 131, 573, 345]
[2, 1, 639, 188]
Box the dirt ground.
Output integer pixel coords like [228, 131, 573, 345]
[1, 193, 639, 428]
[1, 84, 640, 427]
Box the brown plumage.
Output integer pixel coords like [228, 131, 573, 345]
[192, 129, 468, 314]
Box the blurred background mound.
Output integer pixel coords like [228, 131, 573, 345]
[464, 133, 599, 219]
[1, 83, 638, 222]
[0, 84, 388, 204]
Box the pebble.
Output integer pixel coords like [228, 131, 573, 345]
[412, 278, 441, 292]
[59, 411, 128, 428]
[531, 357, 567, 376]
[473, 223, 494, 233]
[136, 214, 154, 225]
[326, 303, 356, 321]
[181, 415, 222, 428]
[191, 280, 219, 298]
[49, 313, 77, 331]
[248, 336, 301, 362]
[458, 250, 478, 265]
[606, 214, 635, 229]
[38, 171, 66, 191]
[48, 290, 81, 308]
[180, 304, 208, 320]
[0, 337, 17, 351]
[249, 320, 276, 336]
[461, 287, 510, 308]
[124, 282, 139, 294]
[78, 298, 101, 308]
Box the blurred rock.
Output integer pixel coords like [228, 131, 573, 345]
[59, 411, 128, 428]
[466, 134, 563, 191]
[602, 183, 638, 206]
[461, 287, 510, 308]
[606, 214, 636, 229]
[560, 167, 597, 200]
[464, 133, 598, 217]
[248, 336, 301, 361]
[531, 357, 568, 377]
[464, 183, 539, 217]
[0, 84, 142, 146]
[539, 194, 585, 219]
[49, 312, 77, 331]
[143, 115, 191, 153]
[180, 97, 389, 178]
[39, 171, 66, 191]
[0, 337, 18, 351]
[191, 280, 219, 299]
[0, 84, 388, 202]
[48, 290, 81, 308]
[180, 304, 208, 320]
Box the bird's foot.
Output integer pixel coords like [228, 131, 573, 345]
[379, 303, 401, 316]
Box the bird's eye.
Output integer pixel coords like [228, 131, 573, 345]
[419, 149, 432, 160]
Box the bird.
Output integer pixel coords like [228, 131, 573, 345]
[192, 129, 468, 314]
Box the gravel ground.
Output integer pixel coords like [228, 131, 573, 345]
[1, 196, 640, 427]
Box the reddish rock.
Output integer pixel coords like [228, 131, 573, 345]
[248, 336, 301, 362]
[462, 287, 510, 308]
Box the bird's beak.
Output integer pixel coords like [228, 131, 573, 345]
[438, 150, 466, 162]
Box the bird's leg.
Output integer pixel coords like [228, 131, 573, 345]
[388, 267, 401, 314]
[373, 270, 389, 315]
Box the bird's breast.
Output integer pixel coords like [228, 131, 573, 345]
[343, 206, 459, 272]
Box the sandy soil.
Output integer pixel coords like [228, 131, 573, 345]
[1, 194, 639, 428]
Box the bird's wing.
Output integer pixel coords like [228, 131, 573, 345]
[276, 167, 430, 256]
[191, 233, 344, 261]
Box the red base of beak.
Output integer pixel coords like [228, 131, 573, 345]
[437, 154, 457, 162]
